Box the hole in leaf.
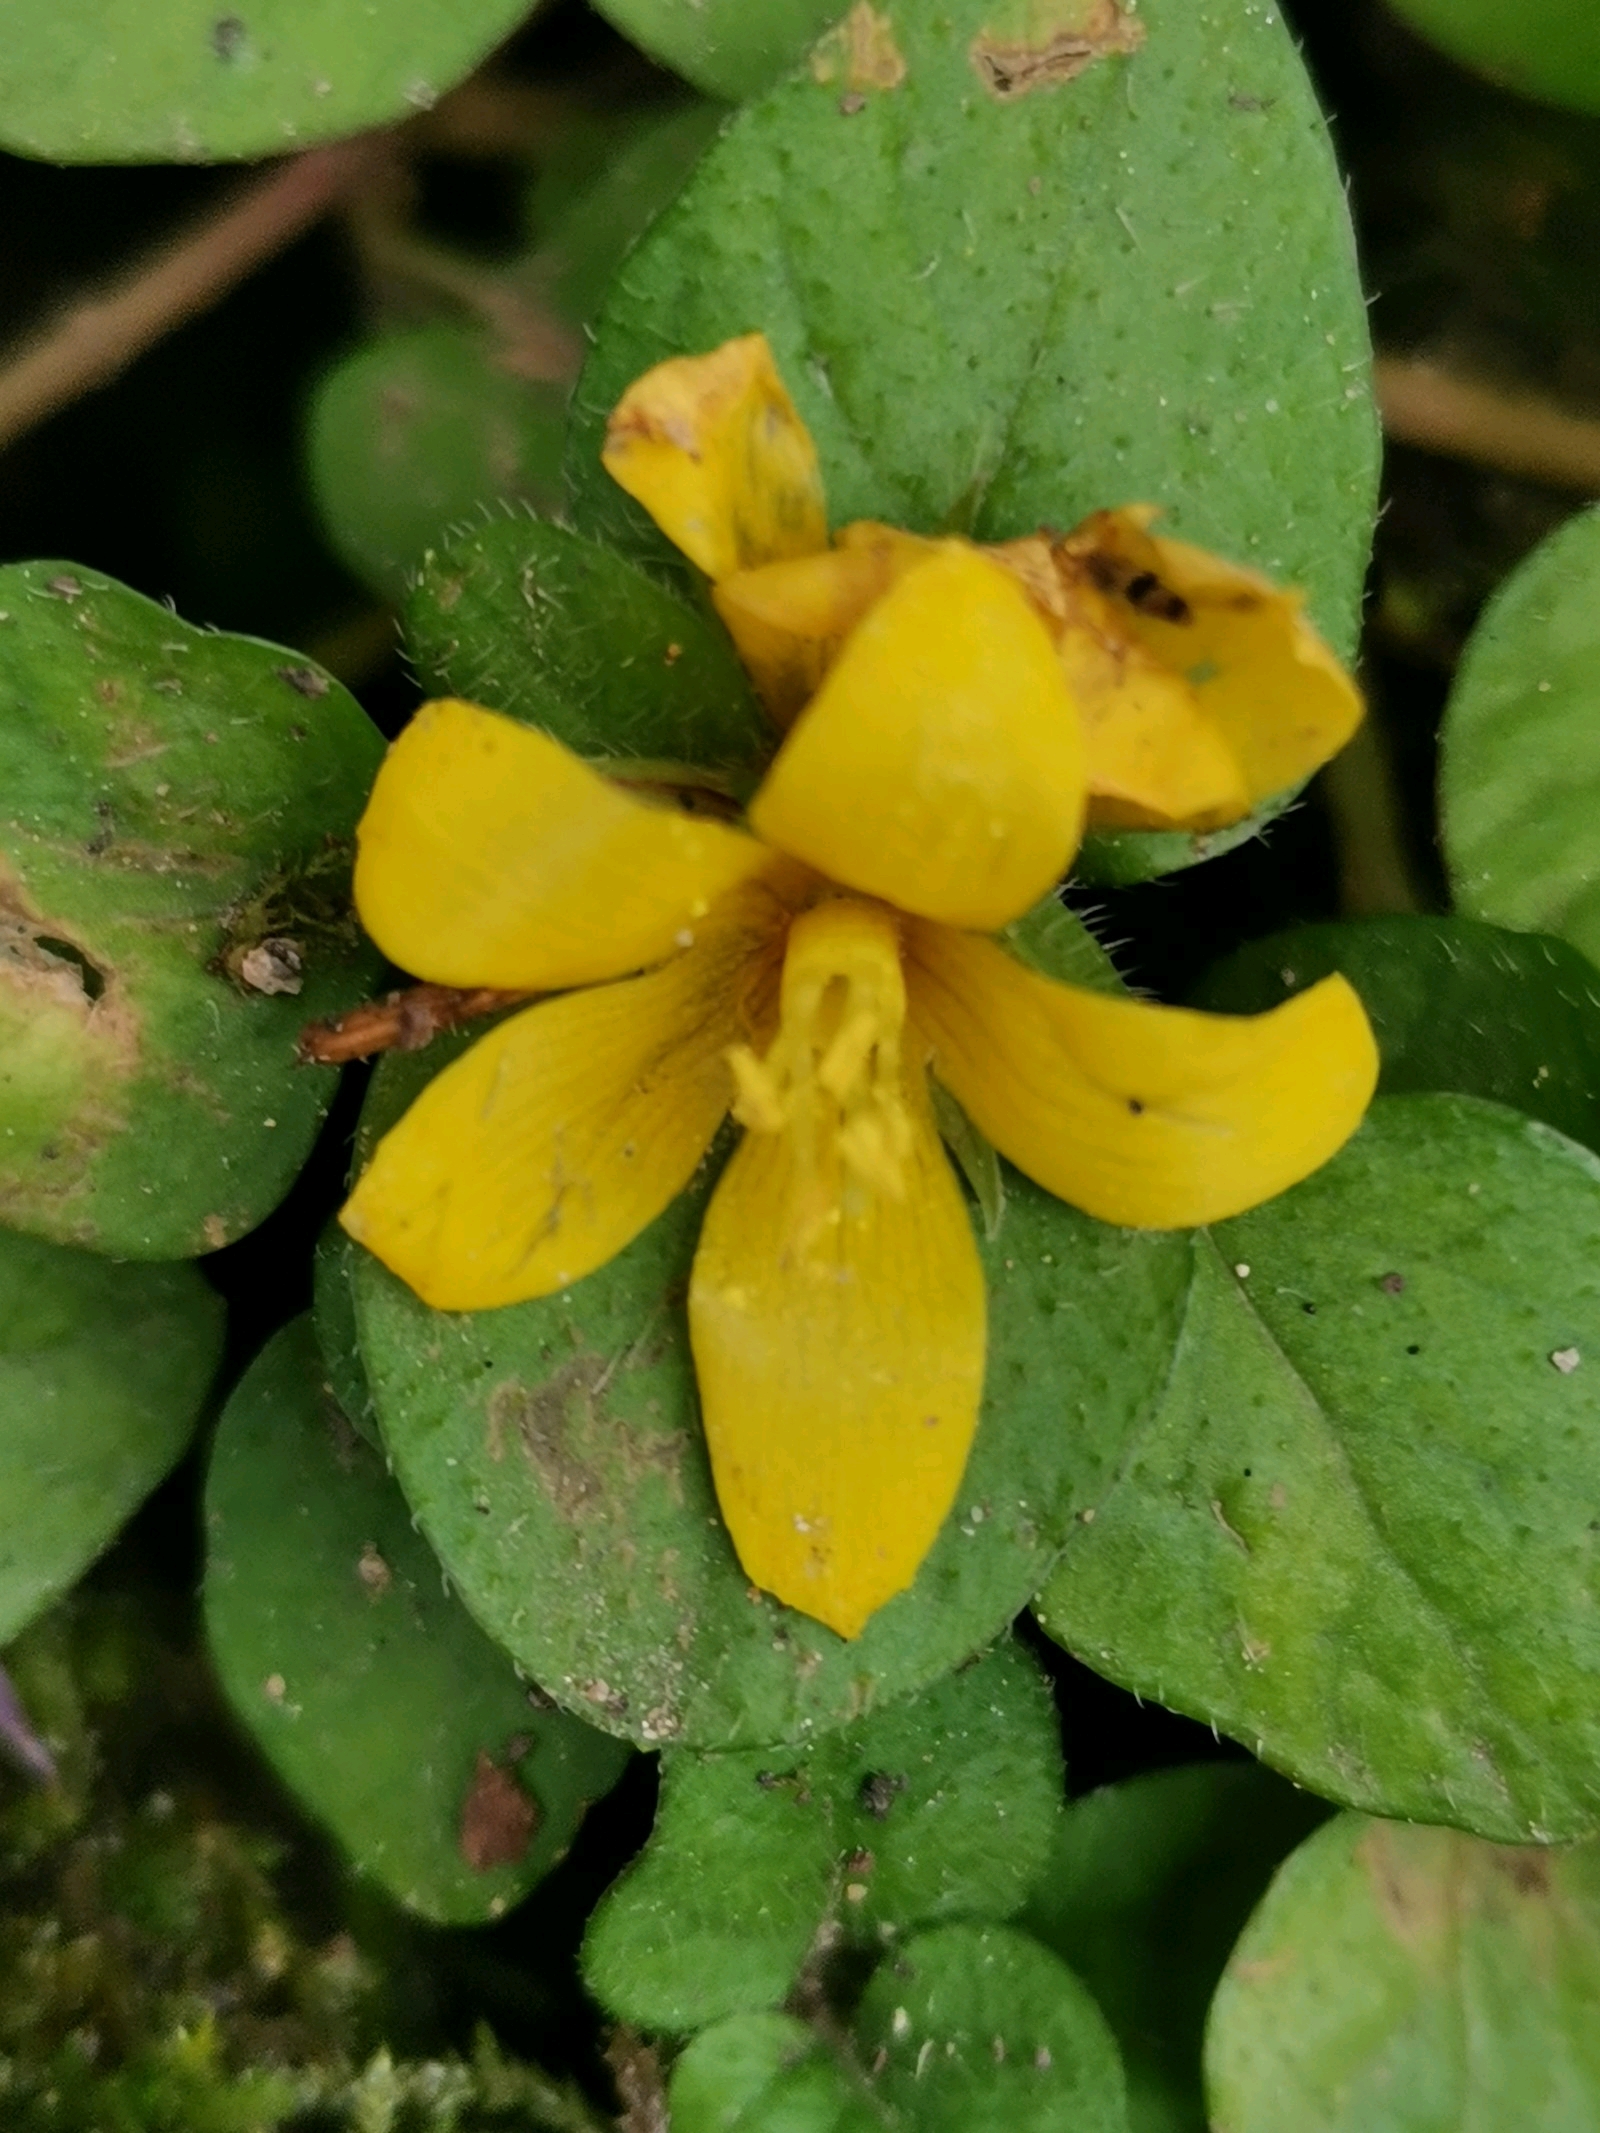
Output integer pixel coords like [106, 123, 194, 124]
[34, 936, 106, 1002]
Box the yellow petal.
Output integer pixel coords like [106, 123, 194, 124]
[748, 544, 1087, 932]
[602, 334, 828, 582]
[908, 924, 1377, 1229]
[1058, 508, 1363, 811]
[341, 883, 787, 1311]
[690, 1068, 985, 1640]
[988, 530, 1251, 831]
[713, 542, 906, 729]
[354, 699, 773, 990]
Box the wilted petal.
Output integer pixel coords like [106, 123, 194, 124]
[1058, 508, 1363, 813]
[354, 700, 773, 991]
[749, 545, 1086, 932]
[602, 334, 828, 581]
[909, 923, 1377, 1229]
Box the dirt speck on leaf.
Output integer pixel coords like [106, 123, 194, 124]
[459, 1748, 540, 1871]
[971, 0, 1143, 99]
[812, 2, 907, 92]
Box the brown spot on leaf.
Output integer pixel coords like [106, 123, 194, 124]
[1358, 1825, 1452, 1951]
[486, 1354, 686, 1521]
[1496, 1849, 1551, 1896]
[275, 662, 329, 699]
[811, 1, 907, 91]
[972, 0, 1143, 99]
[459, 1749, 540, 1871]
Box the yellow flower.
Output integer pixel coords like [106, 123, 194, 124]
[340, 339, 1378, 1643]
[603, 333, 1364, 834]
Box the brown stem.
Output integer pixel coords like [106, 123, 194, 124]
[298, 982, 534, 1065]
[343, 196, 583, 383]
[0, 136, 390, 453]
[1376, 353, 1600, 494]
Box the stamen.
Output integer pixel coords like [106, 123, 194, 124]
[729, 898, 914, 1240]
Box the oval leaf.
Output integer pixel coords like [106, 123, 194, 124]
[0, 0, 543, 164]
[590, 0, 846, 101]
[1385, 0, 1600, 117]
[351, 1033, 1189, 1750]
[1192, 915, 1600, 1157]
[854, 1921, 1129, 2133]
[0, 563, 384, 1258]
[307, 324, 567, 605]
[1206, 1813, 1600, 2131]
[1036, 1093, 1600, 1843]
[403, 515, 770, 774]
[670, 2014, 885, 2133]
[567, 0, 1378, 880]
[1022, 1763, 1328, 2133]
[1440, 501, 1600, 965]
[204, 1317, 631, 1925]
[0, 1228, 224, 1643]
[312, 1219, 380, 1449]
[582, 1636, 1063, 2031]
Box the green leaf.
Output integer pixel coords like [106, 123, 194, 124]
[0, 0, 543, 164]
[203, 1317, 631, 1925]
[312, 1220, 380, 1450]
[1440, 502, 1600, 964]
[0, 563, 384, 1259]
[350, 1031, 1188, 1751]
[589, 0, 846, 101]
[930, 1081, 1005, 1242]
[403, 515, 770, 775]
[1002, 897, 1125, 994]
[670, 2015, 886, 2133]
[1191, 915, 1600, 1157]
[1384, 0, 1600, 116]
[1022, 1763, 1328, 2133]
[581, 1637, 1063, 2031]
[1205, 1812, 1600, 2132]
[855, 1921, 1128, 2133]
[0, 1228, 224, 1644]
[306, 325, 567, 605]
[533, 100, 730, 329]
[566, 0, 1378, 881]
[1036, 1093, 1600, 1843]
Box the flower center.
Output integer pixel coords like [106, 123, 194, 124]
[727, 896, 913, 1241]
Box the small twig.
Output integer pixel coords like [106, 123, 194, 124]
[298, 982, 534, 1065]
[344, 196, 583, 383]
[414, 73, 584, 160]
[0, 136, 393, 454]
[1376, 353, 1600, 494]
[604, 2028, 669, 2133]
[0, 1665, 57, 1786]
